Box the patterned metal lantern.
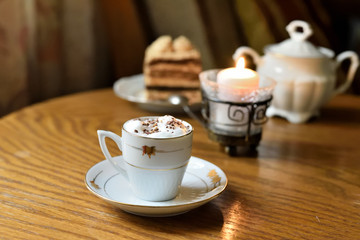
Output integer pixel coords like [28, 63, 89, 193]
[199, 69, 275, 156]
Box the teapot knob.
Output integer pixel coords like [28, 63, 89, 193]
[286, 20, 313, 41]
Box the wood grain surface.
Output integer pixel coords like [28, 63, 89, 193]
[0, 89, 359, 240]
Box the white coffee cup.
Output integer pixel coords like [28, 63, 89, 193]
[97, 116, 193, 201]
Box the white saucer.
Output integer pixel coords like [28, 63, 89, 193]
[113, 74, 201, 113]
[85, 156, 227, 217]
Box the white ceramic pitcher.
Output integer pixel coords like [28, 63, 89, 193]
[233, 20, 359, 123]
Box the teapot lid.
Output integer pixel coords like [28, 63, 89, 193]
[266, 20, 327, 58]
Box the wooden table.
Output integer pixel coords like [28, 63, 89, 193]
[0, 89, 359, 239]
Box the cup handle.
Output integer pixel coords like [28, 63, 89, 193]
[232, 46, 261, 66]
[97, 130, 127, 178]
[333, 51, 359, 96]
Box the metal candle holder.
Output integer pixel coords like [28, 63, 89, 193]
[202, 94, 272, 155]
[199, 69, 275, 156]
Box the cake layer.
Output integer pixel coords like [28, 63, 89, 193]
[147, 59, 201, 66]
[145, 71, 199, 80]
[144, 50, 201, 64]
[144, 76, 200, 88]
[144, 62, 202, 73]
[145, 89, 201, 105]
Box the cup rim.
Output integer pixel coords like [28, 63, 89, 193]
[122, 116, 193, 140]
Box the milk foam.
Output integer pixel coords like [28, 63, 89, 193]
[124, 115, 191, 138]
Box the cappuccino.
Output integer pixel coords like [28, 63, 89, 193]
[124, 115, 191, 138]
[98, 115, 193, 201]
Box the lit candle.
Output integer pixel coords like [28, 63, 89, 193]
[217, 57, 259, 89]
[211, 57, 261, 135]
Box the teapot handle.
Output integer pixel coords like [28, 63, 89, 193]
[233, 46, 261, 66]
[333, 51, 359, 96]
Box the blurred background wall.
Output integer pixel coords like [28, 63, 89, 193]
[0, 0, 359, 116]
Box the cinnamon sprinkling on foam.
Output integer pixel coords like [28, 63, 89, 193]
[141, 116, 188, 135]
[127, 115, 190, 137]
[141, 119, 160, 135]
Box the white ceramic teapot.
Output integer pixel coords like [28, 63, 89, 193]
[233, 20, 359, 123]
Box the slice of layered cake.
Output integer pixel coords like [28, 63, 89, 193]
[143, 36, 202, 104]
[144, 35, 202, 89]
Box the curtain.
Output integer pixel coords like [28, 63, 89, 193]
[0, 0, 111, 116]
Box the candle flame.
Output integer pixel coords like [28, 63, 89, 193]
[236, 57, 245, 70]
